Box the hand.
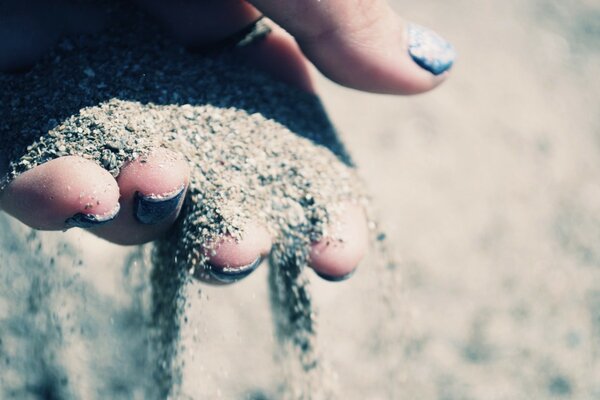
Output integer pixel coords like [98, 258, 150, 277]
[0, 0, 454, 283]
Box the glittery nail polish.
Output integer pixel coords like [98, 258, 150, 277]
[208, 257, 262, 284]
[408, 24, 455, 75]
[134, 185, 185, 225]
[315, 268, 356, 282]
[65, 203, 120, 229]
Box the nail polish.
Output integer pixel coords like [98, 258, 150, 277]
[407, 24, 455, 75]
[208, 257, 262, 284]
[134, 185, 185, 225]
[65, 203, 120, 229]
[315, 268, 356, 282]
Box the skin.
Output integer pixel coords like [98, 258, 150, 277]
[0, 0, 451, 282]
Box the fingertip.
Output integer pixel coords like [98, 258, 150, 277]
[309, 204, 369, 281]
[304, 16, 454, 95]
[251, 0, 454, 94]
[0, 156, 120, 230]
[91, 149, 189, 245]
[201, 223, 272, 285]
[118, 148, 189, 227]
[121, 150, 189, 228]
[117, 148, 190, 201]
[207, 223, 272, 268]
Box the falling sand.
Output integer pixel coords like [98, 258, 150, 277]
[0, 3, 397, 399]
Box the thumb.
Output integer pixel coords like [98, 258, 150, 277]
[249, 0, 455, 94]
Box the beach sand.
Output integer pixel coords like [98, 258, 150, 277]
[1, 0, 600, 399]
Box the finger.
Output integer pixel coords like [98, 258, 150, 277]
[0, 156, 120, 230]
[138, 1, 318, 92]
[137, 0, 261, 48]
[235, 22, 317, 94]
[92, 148, 189, 245]
[249, 0, 456, 94]
[309, 203, 369, 281]
[195, 223, 272, 285]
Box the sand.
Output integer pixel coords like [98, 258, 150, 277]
[0, 2, 374, 398]
[3, 0, 599, 399]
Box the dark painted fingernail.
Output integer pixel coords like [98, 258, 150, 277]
[408, 24, 455, 75]
[134, 185, 185, 225]
[315, 268, 357, 282]
[65, 203, 120, 229]
[208, 257, 262, 284]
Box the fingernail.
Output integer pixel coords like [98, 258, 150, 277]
[407, 24, 455, 75]
[315, 268, 357, 282]
[208, 257, 262, 284]
[65, 203, 120, 229]
[134, 185, 185, 225]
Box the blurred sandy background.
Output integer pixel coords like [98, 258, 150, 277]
[2, 0, 600, 399]
[316, 0, 600, 398]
